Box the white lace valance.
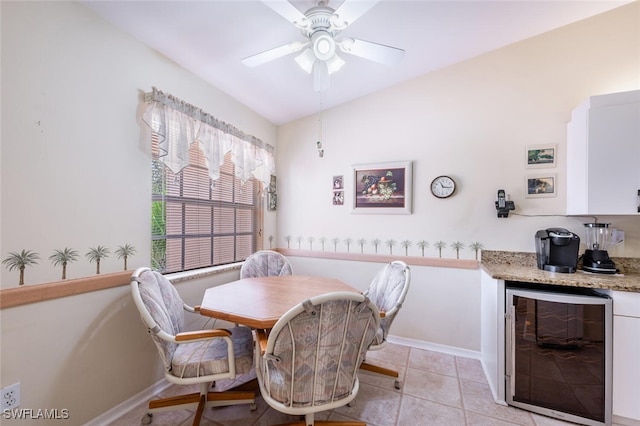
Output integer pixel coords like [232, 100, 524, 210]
[142, 87, 275, 186]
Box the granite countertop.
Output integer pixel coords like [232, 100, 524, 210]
[481, 251, 640, 293]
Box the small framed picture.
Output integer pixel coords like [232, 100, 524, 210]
[333, 191, 344, 205]
[526, 144, 557, 168]
[267, 192, 277, 210]
[526, 174, 557, 198]
[333, 175, 343, 190]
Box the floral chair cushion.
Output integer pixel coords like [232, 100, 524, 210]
[364, 261, 409, 346]
[240, 250, 293, 278]
[171, 326, 254, 379]
[260, 297, 378, 408]
[137, 270, 253, 378]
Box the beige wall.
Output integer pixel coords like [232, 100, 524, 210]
[0, 1, 276, 424]
[0, 1, 278, 287]
[276, 2, 640, 258]
[1, 1, 639, 424]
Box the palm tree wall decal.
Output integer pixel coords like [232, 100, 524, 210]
[451, 241, 465, 259]
[385, 239, 396, 255]
[434, 241, 447, 258]
[115, 244, 136, 270]
[401, 240, 412, 256]
[470, 242, 484, 260]
[86, 245, 110, 274]
[371, 238, 381, 254]
[357, 238, 367, 253]
[417, 240, 429, 256]
[3, 249, 40, 285]
[49, 247, 79, 279]
[343, 237, 353, 253]
[332, 237, 340, 251]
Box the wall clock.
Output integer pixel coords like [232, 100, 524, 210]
[430, 175, 456, 198]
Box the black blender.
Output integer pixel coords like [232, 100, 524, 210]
[582, 223, 617, 274]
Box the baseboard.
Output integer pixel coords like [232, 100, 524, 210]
[387, 335, 482, 360]
[84, 379, 171, 426]
[613, 415, 640, 426]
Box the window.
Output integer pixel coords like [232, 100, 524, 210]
[152, 134, 263, 273]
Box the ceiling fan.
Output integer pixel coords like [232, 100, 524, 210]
[242, 0, 405, 92]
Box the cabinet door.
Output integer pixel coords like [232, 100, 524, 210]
[586, 102, 640, 214]
[612, 315, 640, 420]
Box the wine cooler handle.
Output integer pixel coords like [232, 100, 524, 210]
[505, 304, 516, 398]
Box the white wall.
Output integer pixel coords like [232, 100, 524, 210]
[276, 2, 640, 260]
[1, 1, 639, 424]
[0, 1, 276, 424]
[288, 257, 481, 351]
[0, 1, 278, 287]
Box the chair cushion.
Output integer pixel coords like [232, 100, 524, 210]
[365, 262, 408, 345]
[138, 270, 186, 370]
[263, 298, 376, 407]
[241, 251, 293, 278]
[171, 326, 254, 379]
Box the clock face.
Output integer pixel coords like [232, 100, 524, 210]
[431, 176, 456, 198]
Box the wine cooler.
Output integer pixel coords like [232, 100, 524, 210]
[506, 284, 612, 425]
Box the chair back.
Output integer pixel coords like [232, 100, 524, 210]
[365, 261, 411, 345]
[259, 292, 379, 411]
[240, 250, 293, 278]
[131, 267, 185, 371]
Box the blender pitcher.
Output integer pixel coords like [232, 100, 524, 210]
[582, 223, 617, 274]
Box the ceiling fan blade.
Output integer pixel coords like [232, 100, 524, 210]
[242, 41, 308, 67]
[262, 0, 308, 28]
[332, 0, 379, 28]
[338, 38, 405, 65]
[313, 60, 330, 92]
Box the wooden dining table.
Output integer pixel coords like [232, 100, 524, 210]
[199, 275, 360, 329]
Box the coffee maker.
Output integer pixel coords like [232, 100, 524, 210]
[582, 223, 617, 274]
[535, 228, 580, 273]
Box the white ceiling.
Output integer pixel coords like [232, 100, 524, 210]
[80, 0, 631, 125]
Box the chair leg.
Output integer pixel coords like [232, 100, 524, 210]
[146, 383, 255, 423]
[193, 393, 206, 426]
[359, 361, 399, 378]
[359, 361, 402, 389]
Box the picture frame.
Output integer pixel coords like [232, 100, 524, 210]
[526, 144, 557, 168]
[526, 174, 557, 198]
[267, 192, 277, 210]
[351, 160, 413, 214]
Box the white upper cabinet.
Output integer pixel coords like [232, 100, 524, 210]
[567, 90, 640, 215]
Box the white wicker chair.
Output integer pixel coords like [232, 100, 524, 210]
[360, 261, 411, 389]
[255, 291, 379, 426]
[240, 250, 293, 278]
[130, 267, 255, 425]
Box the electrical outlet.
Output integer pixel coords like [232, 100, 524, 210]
[2, 382, 21, 410]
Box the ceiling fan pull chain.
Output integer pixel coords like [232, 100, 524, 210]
[317, 92, 324, 158]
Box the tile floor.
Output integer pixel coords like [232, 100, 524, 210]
[111, 344, 596, 426]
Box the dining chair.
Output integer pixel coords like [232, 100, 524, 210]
[130, 267, 256, 426]
[360, 260, 411, 389]
[255, 291, 380, 426]
[240, 249, 293, 278]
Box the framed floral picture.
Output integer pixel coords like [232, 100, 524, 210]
[526, 174, 557, 198]
[351, 160, 413, 214]
[526, 144, 557, 168]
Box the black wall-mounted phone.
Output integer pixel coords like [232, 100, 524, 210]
[497, 190, 506, 208]
[495, 189, 515, 218]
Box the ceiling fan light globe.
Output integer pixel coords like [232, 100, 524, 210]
[327, 53, 345, 75]
[312, 32, 335, 61]
[295, 48, 315, 74]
